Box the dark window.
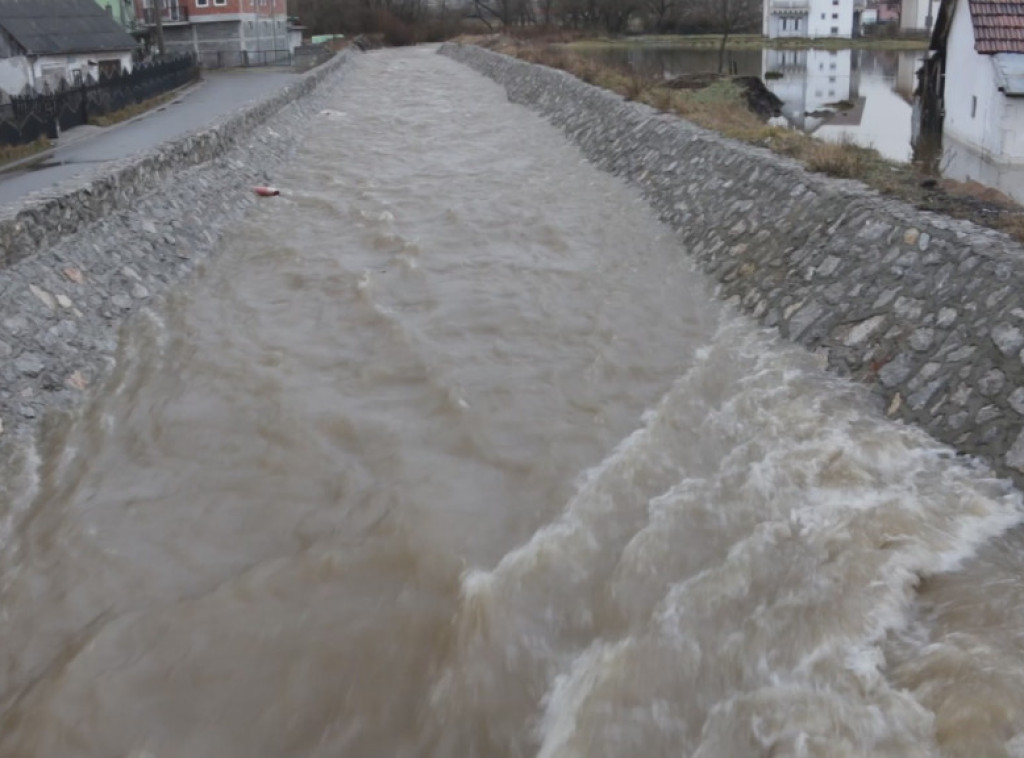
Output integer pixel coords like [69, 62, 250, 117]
[971, 95, 978, 118]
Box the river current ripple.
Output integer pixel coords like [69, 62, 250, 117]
[0, 48, 1022, 758]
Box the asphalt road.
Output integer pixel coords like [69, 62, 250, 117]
[0, 68, 301, 208]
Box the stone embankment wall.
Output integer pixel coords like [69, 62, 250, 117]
[0, 50, 354, 444]
[441, 43, 1024, 486]
[0, 51, 344, 268]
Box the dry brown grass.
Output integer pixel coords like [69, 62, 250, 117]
[802, 139, 878, 179]
[0, 137, 51, 167]
[486, 39, 1024, 244]
[88, 90, 181, 127]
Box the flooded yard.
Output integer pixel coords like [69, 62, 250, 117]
[579, 46, 924, 162]
[578, 44, 1024, 206]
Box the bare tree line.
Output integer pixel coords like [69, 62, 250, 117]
[288, 0, 760, 42]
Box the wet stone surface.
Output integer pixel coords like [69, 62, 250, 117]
[0, 51, 354, 446]
[443, 43, 1024, 487]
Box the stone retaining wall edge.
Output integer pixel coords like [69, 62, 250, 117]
[440, 42, 1024, 487]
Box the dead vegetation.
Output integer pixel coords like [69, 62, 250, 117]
[0, 137, 51, 168]
[479, 37, 1024, 244]
[88, 90, 182, 128]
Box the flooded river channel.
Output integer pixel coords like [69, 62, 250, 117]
[1, 48, 1023, 758]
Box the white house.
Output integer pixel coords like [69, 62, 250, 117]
[900, 0, 939, 31]
[933, 0, 1024, 172]
[0, 0, 137, 97]
[763, 0, 866, 38]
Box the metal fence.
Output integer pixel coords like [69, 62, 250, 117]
[196, 49, 293, 69]
[0, 54, 199, 147]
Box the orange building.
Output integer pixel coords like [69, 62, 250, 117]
[135, 0, 291, 66]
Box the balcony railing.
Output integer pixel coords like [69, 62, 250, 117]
[143, 5, 190, 25]
[768, 0, 810, 9]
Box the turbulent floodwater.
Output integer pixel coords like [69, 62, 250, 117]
[1, 48, 1023, 758]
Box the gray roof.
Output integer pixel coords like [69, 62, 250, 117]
[0, 0, 137, 56]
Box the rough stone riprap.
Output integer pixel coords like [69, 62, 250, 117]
[0, 52, 347, 269]
[440, 42, 1024, 487]
[0, 49, 355, 446]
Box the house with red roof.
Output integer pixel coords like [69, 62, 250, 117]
[927, 0, 1024, 173]
[133, 0, 288, 66]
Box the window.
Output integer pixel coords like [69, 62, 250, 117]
[821, 12, 826, 18]
[829, 89, 835, 96]
[830, 25, 839, 32]
[195, 0, 209, 6]
[830, 62, 836, 69]
[832, 12, 839, 18]
[971, 95, 978, 118]
[819, 63, 824, 70]
[782, 17, 787, 29]
[829, 76, 836, 83]
[214, 0, 227, 5]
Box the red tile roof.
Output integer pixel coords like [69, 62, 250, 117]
[969, 1, 1024, 53]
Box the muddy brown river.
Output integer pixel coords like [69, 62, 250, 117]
[1, 48, 1023, 758]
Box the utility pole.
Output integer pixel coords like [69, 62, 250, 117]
[154, 0, 166, 57]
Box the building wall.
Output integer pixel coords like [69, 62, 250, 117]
[189, 0, 285, 16]
[765, 13, 811, 38]
[900, 0, 937, 30]
[135, 0, 289, 60]
[242, 15, 288, 52]
[999, 98, 1024, 162]
[0, 56, 34, 96]
[943, 0, 1004, 159]
[943, 134, 1024, 204]
[0, 52, 133, 96]
[133, 0, 285, 22]
[807, 0, 855, 37]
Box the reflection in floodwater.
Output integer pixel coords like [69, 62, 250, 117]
[762, 48, 926, 162]
[583, 47, 923, 162]
[585, 44, 1024, 204]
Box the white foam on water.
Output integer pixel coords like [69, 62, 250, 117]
[428, 318, 1024, 758]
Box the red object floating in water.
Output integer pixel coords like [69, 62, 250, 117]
[254, 186, 280, 197]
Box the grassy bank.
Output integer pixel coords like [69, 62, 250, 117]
[567, 34, 929, 51]
[0, 137, 52, 170]
[88, 90, 184, 128]
[479, 38, 1024, 244]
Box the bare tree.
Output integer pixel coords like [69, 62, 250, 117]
[642, 0, 674, 32]
[597, 0, 636, 32]
[676, 0, 759, 71]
